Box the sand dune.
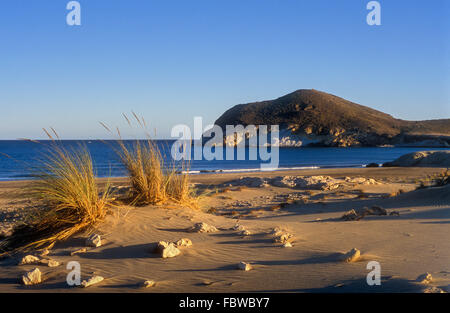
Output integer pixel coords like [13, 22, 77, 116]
[0, 167, 449, 293]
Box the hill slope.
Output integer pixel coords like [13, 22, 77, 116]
[214, 89, 450, 147]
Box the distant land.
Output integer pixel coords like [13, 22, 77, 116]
[213, 89, 450, 147]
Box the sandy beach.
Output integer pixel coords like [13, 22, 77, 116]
[1, 166, 449, 293]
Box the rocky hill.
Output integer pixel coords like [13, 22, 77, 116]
[213, 89, 450, 147]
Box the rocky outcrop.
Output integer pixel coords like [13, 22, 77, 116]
[383, 151, 450, 167]
[224, 175, 379, 190]
[211, 89, 450, 147]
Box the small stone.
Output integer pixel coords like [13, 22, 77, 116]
[155, 241, 181, 258]
[341, 248, 361, 263]
[21, 268, 42, 285]
[416, 273, 433, 284]
[86, 234, 102, 248]
[70, 248, 87, 256]
[176, 238, 193, 247]
[19, 255, 40, 265]
[237, 262, 252, 271]
[283, 242, 293, 248]
[274, 233, 293, 244]
[189, 222, 218, 233]
[39, 259, 61, 267]
[142, 280, 156, 288]
[232, 224, 245, 231]
[341, 209, 360, 221]
[81, 275, 104, 288]
[390, 211, 400, 216]
[240, 230, 251, 236]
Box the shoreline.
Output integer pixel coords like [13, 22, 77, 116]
[0, 166, 446, 186]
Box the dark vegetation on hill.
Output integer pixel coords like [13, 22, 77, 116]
[214, 89, 450, 147]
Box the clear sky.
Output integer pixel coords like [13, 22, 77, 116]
[0, 0, 448, 139]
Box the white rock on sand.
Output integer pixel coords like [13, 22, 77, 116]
[271, 175, 340, 190]
[21, 268, 42, 285]
[81, 275, 104, 288]
[176, 238, 193, 248]
[155, 241, 181, 258]
[19, 255, 41, 265]
[19, 255, 60, 267]
[237, 262, 252, 271]
[39, 259, 61, 268]
[189, 222, 218, 233]
[142, 280, 156, 288]
[86, 234, 102, 248]
[340, 248, 361, 263]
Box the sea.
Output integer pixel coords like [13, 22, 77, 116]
[0, 140, 448, 181]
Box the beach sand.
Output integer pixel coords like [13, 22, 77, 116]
[0, 167, 449, 293]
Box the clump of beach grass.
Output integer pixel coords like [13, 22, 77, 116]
[101, 113, 198, 208]
[0, 129, 112, 254]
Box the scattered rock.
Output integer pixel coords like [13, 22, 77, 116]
[154, 241, 181, 258]
[39, 259, 61, 268]
[240, 230, 251, 236]
[86, 234, 102, 248]
[366, 163, 379, 168]
[227, 177, 269, 188]
[340, 248, 361, 263]
[273, 232, 294, 244]
[142, 280, 156, 288]
[283, 242, 293, 248]
[423, 286, 445, 293]
[389, 211, 400, 216]
[342, 206, 387, 221]
[416, 273, 433, 284]
[271, 176, 340, 190]
[81, 275, 104, 288]
[366, 206, 387, 216]
[19, 255, 40, 265]
[232, 224, 245, 231]
[21, 268, 42, 285]
[189, 222, 218, 233]
[176, 238, 193, 248]
[237, 262, 252, 271]
[341, 209, 362, 221]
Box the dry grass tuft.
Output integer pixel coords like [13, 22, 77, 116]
[0, 133, 112, 254]
[102, 113, 198, 208]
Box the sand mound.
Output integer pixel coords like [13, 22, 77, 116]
[384, 151, 450, 167]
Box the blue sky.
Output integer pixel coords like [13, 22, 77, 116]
[0, 0, 448, 139]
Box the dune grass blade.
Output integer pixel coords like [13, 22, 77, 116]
[0, 143, 111, 254]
